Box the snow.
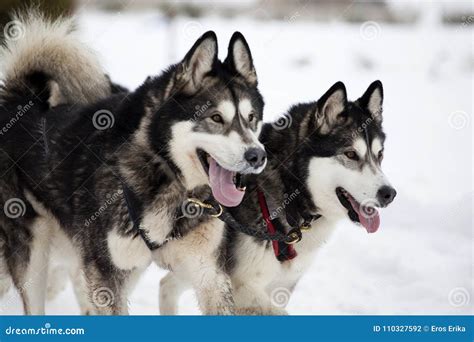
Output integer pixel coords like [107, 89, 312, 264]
[1, 7, 472, 315]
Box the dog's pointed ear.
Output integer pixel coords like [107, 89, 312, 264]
[224, 32, 257, 86]
[359, 80, 383, 122]
[315, 81, 347, 134]
[179, 31, 218, 94]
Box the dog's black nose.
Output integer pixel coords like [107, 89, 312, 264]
[244, 148, 266, 169]
[377, 185, 397, 207]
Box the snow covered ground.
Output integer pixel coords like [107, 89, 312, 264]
[1, 7, 472, 315]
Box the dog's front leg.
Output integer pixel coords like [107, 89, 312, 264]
[167, 259, 233, 315]
[68, 267, 96, 315]
[159, 271, 189, 315]
[82, 264, 130, 315]
[154, 218, 234, 315]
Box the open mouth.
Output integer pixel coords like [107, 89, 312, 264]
[336, 187, 380, 233]
[197, 149, 246, 207]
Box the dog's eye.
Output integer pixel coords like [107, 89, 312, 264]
[211, 114, 224, 124]
[248, 113, 255, 122]
[378, 150, 384, 161]
[344, 151, 359, 161]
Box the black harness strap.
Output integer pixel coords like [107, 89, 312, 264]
[221, 210, 296, 242]
[176, 196, 305, 244]
[122, 182, 221, 251]
[121, 181, 321, 252]
[121, 182, 165, 250]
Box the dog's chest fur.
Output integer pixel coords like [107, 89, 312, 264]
[230, 217, 337, 291]
[107, 230, 152, 270]
[107, 182, 216, 271]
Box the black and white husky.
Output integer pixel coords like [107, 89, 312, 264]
[0, 12, 266, 314]
[159, 81, 397, 314]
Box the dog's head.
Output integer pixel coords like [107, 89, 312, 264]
[302, 81, 396, 232]
[149, 31, 265, 207]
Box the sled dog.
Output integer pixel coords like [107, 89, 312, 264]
[159, 81, 396, 314]
[0, 12, 265, 314]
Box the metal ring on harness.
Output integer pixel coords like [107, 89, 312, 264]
[186, 198, 223, 218]
[285, 228, 302, 245]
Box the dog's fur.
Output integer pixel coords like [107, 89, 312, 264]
[0, 12, 265, 315]
[159, 81, 397, 315]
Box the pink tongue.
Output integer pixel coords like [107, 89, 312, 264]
[208, 158, 245, 207]
[348, 197, 380, 233]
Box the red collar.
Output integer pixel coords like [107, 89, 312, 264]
[257, 189, 297, 261]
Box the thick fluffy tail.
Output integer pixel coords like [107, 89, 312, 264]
[0, 10, 111, 105]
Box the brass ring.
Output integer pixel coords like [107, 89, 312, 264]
[210, 204, 223, 218]
[186, 198, 222, 218]
[285, 232, 301, 245]
[186, 198, 213, 209]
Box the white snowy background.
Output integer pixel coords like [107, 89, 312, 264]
[1, 1, 472, 315]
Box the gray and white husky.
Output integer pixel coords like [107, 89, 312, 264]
[159, 81, 397, 314]
[0, 12, 265, 314]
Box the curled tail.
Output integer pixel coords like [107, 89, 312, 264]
[0, 10, 111, 105]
